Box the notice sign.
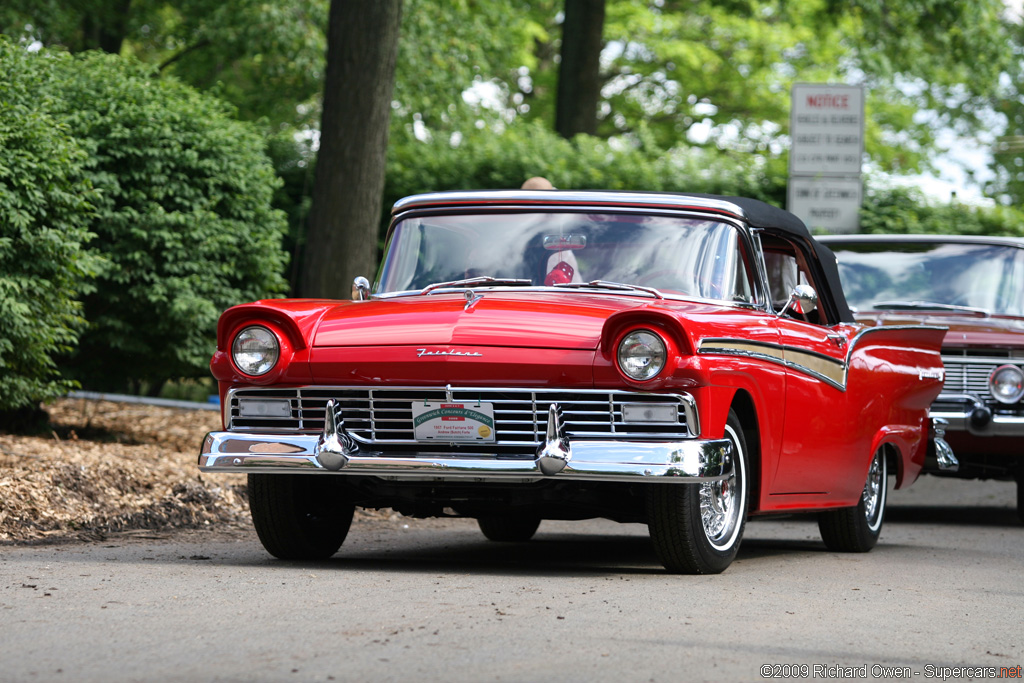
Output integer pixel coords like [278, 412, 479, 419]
[790, 84, 864, 176]
[787, 176, 862, 233]
[412, 402, 496, 442]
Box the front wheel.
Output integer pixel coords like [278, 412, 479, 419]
[248, 474, 355, 560]
[647, 409, 749, 574]
[817, 448, 887, 552]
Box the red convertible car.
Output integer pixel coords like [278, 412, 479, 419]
[200, 190, 948, 573]
[822, 234, 1024, 520]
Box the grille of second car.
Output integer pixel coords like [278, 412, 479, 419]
[940, 353, 1024, 407]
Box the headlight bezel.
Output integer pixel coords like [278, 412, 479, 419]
[989, 364, 1024, 405]
[616, 328, 668, 382]
[231, 325, 281, 377]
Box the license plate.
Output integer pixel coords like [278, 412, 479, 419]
[411, 401, 495, 442]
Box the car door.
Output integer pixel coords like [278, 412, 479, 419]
[761, 235, 859, 499]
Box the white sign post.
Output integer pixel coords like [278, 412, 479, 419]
[787, 84, 864, 233]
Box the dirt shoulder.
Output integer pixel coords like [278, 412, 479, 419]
[0, 397, 248, 544]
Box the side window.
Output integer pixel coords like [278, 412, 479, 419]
[727, 240, 756, 304]
[763, 249, 801, 305]
[760, 235, 828, 325]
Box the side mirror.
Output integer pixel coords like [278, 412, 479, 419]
[779, 284, 817, 317]
[352, 276, 371, 301]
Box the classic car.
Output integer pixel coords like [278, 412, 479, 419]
[199, 190, 949, 574]
[820, 234, 1024, 520]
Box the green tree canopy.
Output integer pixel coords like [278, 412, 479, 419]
[499, 0, 1012, 176]
[1, 0, 328, 129]
[7, 0, 1012, 180]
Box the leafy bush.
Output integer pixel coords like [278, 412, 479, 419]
[0, 41, 289, 408]
[385, 121, 789, 207]
[0, 38, 97, 413]
[859, 186, 1024, 237]
[41, 51, 290, 394]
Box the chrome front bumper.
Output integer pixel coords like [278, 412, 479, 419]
[932, 393, 1024, 437]
[199, 402, 732, 483]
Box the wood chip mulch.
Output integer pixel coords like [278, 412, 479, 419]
[0, 398, 248, 544]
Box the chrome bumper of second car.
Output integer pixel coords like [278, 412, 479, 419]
[931, 393, 1024, 437]
[199, 402, 732, 483]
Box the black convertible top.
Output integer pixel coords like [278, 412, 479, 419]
[678, 193, 854, 323]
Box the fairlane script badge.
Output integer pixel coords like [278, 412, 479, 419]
[412, 402, 496, 442]
[416, 348, 483, 358]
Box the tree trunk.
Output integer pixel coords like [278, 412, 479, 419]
[300, 0, 403, 298]
[80, 0, 132, 54]
[555, 0, 605, 139]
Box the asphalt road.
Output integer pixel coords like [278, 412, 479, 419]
[1, 476, 1021, 683]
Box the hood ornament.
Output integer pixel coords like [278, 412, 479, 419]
[464, 288, 483, 310]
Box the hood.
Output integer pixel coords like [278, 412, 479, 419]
[312, 292, 655, 350]
[855, 311, 1024, 350]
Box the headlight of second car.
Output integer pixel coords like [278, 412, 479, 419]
[232, 325, 280, 376]
[617, 329, 667, 381]
[989, 364, 1024, 404]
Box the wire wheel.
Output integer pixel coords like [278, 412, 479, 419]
[647, 409, 749, 574]
[699, 424, 745, 550]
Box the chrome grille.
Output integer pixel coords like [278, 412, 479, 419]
[940, 352, 1024, 407]
[228, 386, 695, 443]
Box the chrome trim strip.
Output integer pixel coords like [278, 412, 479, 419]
[391, 190, 748, 218]
[199, 431, 733, 483]
[698, 325, 947, 392]
[698, 338, 847, 390]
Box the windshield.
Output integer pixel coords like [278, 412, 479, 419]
[375, 211, 754, 303]
[830, 241, 1024, 317]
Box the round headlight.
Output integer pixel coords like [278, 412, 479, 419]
[989, 364, 1024, 404]
[617, 330, 667, 381]
[232, 326, 280, 376]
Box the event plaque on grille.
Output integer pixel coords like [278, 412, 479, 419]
[411, 401, 496, 442]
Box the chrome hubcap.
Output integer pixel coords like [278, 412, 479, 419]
[700, 476, 733, 542]
[862, 453, 883, 525]
[699, 424, 744, 549]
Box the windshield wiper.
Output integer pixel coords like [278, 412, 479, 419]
[421, 276, 533, 294]
[872, 300, 990, 316]
[552, 280, 664, 299]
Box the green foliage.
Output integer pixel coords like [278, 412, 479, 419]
[492, 0, 1011, 177]
[986, 20, 1024, 206]
[7, 0, 1016, 181]
[394, 0, 544, 133]
[132, 0, 329, 128]
[858, 186, 1024, 238]
[0, 38, 98, 412]
[264, 131, 316, 293]
[386, 120, 788, 213]
[37, 50, 289, 393]
[2, 0, 329, 129]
